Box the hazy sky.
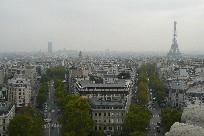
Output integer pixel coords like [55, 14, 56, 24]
[0, 0, 204, 52]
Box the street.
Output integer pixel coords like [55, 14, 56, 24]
[44, 80, 61, 136]
[147, 89, 164, 136]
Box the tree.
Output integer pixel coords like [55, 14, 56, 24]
[7, 106, 44, 136]
[36, 82, 48, 108]
[129, 131, 146, 136]
[7, 114, 33, 136]
[161, 108, 183, 132]
[155, 91, 165, 103]
[137, 82, 148, 105]
[123, 104, 150, 135]
[60, 94, 94, 136]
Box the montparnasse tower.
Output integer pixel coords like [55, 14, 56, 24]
[167, 21, 182, 58]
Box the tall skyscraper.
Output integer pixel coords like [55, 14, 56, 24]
[48, 42, 52, 53]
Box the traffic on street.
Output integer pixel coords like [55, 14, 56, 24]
[44, 80, 61, 136]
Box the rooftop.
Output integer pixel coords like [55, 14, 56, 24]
[78, 79, 129, 88]
[0, 101, 14, 116]
[88, 97, 124, 108]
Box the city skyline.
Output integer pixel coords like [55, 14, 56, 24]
[0, 0, 204, 52]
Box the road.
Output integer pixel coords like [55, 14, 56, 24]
[44, 80, 61, 136]
[147, 89, 164, 136]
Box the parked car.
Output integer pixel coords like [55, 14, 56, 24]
[44, 118, 51, 123]
[156, 126, 160, 133]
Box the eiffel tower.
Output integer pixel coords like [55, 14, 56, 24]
[167, 21, 181, 58]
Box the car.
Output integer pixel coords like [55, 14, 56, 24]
[44, 118, 51, 123]
[156, 126, 160, 133]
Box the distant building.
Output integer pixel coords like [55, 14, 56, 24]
[0, 68, 4, 85]
[48, 42, 52, 53]
[79, 51, 82, 61]
[0, 102, 15, 136]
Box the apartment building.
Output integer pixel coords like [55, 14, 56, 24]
[8, 78, 31, 108]
[76, 79, 132, 135]
[0, 102, 15, 136]
[168, 81, 188, 108]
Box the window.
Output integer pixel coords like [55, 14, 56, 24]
[99, 113, 101, 116]
[104, 113, 106, 116]
[99, 126, 101, 130]
[95, 113, 97, 116]
[104, 127, 107, 130]
[3, 126, 5, 131]
[108, 113, 110, 116]
[109, 127, 112, 130]
[95, 126, 97, 130]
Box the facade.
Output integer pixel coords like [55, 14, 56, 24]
[8, 78, 31, 108]
[14, 66, 37, 89]
[76, 79, 132, 135]
[185, 85, 204, 102]
[0, 102, 15, 136]
[0, 87, 7, 101]
[168, 81, 188, 108]
[48, 42, 52, 53]
[89, 97, 125, 135]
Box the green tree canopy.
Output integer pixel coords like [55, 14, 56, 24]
[161, 108, 183, 132]
[129, 131, 146, 136]
[123, 104, 150, 135]
[7, 106, 44, 136]
[60, 94, 94, 136]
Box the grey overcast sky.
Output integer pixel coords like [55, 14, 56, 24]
[0, 0, 204, 52]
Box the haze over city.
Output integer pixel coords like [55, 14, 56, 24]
[0, 0, 204, 52]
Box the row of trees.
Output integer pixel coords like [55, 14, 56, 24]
[137, 64, 148, 105]
[54, 78, 68, 108]
[36, 80, 48, 108]
[36, 66, 66, 108]
[147, 63, 165, 103]
[122, 65, 151, 136]
[7, 106, 44, 136]
[46, 66, 65, 79]
[123, 104, 150, 136]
